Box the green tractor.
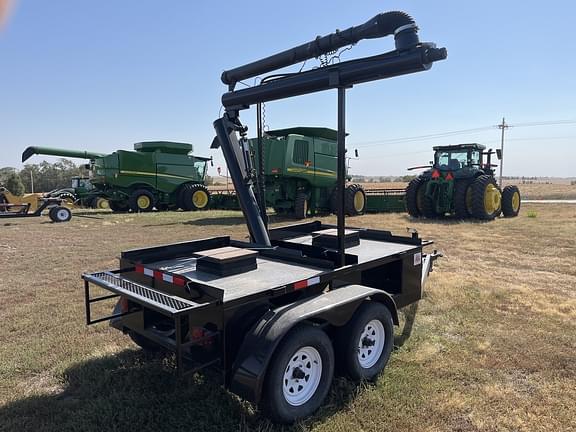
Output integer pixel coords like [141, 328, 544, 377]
[406, 143, 521, 220]
[45, 176, 110, 209]
[22, 142, 212, 213]
[250, 127, 367, 219]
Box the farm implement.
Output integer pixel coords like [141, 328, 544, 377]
[82, 11, 446, 423]
[0, 187, 72, 222]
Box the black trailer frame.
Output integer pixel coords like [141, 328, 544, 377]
[0, 197, 64, 219]
[82, 10, 446, 422]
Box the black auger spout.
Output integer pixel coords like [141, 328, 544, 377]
[221, 11, 421, 87]
[214, 11, 446, 247]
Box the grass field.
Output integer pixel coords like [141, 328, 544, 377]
[1, 202, 575, 431]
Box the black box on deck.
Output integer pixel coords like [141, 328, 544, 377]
[312, 228, 360, 249]
[196, 246, 258, 276]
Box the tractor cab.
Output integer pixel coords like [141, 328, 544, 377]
[433, 143, 486, 172]
[71, 177, 94, 192]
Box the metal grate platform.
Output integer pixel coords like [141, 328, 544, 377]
[84, 271, 198, 315]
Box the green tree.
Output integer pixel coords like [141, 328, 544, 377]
[5, 173, 25, 196]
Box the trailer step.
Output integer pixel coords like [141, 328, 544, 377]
[83, 271, 202, 316]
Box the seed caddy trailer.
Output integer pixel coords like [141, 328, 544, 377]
[83, 11, 446, 423]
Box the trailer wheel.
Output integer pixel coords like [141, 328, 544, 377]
[128, 331, 164, 353]
[345, 184, 366, 215]
[129, 189, 156, 212]
[292, 193, 308, 219]
[262, 325, 334, 424]
[470, 175, 501, 220]
[501, 185, 521, 217]
[405, 177, 426, 217]
[49, 206, 72, 223]
[453, 179, 473, 219]
[336, 302, 394, 381]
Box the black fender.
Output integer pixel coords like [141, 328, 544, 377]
[229, 284, 398, 404]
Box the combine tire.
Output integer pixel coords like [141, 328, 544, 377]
[501, 185, 521, 217]
[129, 189, 156, 212]
[453, 180, 473, 219]
[262, 325, 334, 424]
[109, 200, 130, 213]
[405, 177, 426, 217]
[179, 184, 210, 211]
[344, 184, 366, 216]
[470, 175, 501, 220]
[293, 193, 309, 219]
[49, 206, 72, 223]
[336, 302, 394, 382]
[91, 197, 109, 210]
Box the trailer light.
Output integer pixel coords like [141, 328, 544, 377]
[431, 169, 440, 179]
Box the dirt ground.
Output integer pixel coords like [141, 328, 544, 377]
[0, 200, 575, 432]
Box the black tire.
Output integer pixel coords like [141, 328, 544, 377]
[179, 184, 210, 211]
[128, 189, 156, 212]
[453, 179, 473, 219]
[49, 206, 72, 223]
[469, 175, 502, 220]
[128, 331, 164, 353]
[336, 302, 394, 382]
[405, 177, 426, 217]
[109, 200, 130, 213]
[501, 185, 521, 217]
[293, 192, 308, 219]
[344, 184, 366, 216]
[262, 325, 334, 424]
[421, 190, 437, 218]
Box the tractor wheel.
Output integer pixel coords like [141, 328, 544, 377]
[49, 206, 72, 223]
[129, 189, 156, 212]
[405, 177, 426, 217]
[293, 193, 309, 219]
[180, 184, 211, 211]
[501, 185, 521, 217]
[335, 302, 394, 382]
[108, 200, 130, 213]
[420, 191, 437, 218]
[453, 179, 473, 219]
[262, 325, 334, 424]
[344, 184, 366, 216]
[470, 175, 502, 220]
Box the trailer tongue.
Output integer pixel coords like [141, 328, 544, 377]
[83, 11, 446, 423]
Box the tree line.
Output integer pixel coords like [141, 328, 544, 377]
[0, 160, 89, 195]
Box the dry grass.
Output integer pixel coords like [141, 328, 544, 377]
[0, 201, 575, 432]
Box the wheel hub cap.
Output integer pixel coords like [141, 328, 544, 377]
[192, 191, 208, 208]
[357, 319, 385, 369]
[137, 196, 150, 208]
[282, 346, 322, 406]
[354, 191, 365, 212]
[512, 191, 520, 211]
[484, 184, 501, 214]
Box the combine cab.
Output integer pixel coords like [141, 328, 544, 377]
[406, 143, 521, 220]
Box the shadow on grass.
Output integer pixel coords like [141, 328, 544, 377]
[402, 214, 495, 225]
[0, 349, 361, 432]
[142, 213, 300, 228]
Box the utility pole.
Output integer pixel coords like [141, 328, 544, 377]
[30, 171, 34, 194]
[498, 117, 509, 187]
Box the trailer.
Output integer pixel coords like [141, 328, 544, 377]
[82, 10, 446, 423]
[0, 193, 72, 222]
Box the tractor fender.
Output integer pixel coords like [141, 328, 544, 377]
[229, 284, 398, 404]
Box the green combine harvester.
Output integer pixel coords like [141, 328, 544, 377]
[22, 142, 212, 212]
[213, 127, 405, 218]
[405, 143, 521, 220]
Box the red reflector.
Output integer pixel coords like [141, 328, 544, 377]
[154, 270, 163, 280]
[431, 169, 440, 179]
[135, 264, 144, 274]
[173, 276, 186, 286]
[445, 172, 454, 181]
[294, 280, 308, 290]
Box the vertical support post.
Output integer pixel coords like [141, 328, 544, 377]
[337, 87, 346, 267]
[84, 280, 91, 325]
[498, 117, 508, 187]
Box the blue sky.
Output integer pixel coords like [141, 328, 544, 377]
[1, 1, 575, 177]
